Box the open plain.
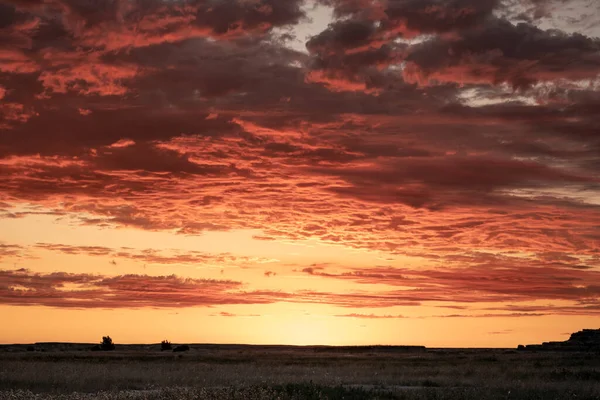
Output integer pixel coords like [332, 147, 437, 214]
[1, 344, 599, 400]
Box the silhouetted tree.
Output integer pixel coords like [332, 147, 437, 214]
[161, 340, 172, 351]
[100, 336, 115, 351]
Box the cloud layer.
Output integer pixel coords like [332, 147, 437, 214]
[0, 0, 599, 316]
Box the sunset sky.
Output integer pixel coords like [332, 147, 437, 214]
[1, 0, 599, 348]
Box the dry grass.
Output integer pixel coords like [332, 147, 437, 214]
[1, 347, 599, 399]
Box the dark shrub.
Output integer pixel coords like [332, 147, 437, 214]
[173, 344, 190, 352]
[161, 340, 172, 351]
[26, 346, 35, 352]
[100, 336, 115, 351]
[90, 345, 102, 351]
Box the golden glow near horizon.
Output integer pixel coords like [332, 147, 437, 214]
[1, 0, 600, 348]
[1, 208, 598, 347]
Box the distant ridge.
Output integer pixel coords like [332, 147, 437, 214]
[0, 343, 427, 353]
[518, 329, 600, 351]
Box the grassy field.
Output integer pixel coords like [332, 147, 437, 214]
[1, 345, 599, 399]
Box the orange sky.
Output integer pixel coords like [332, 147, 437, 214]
[0, 0, 599, 347]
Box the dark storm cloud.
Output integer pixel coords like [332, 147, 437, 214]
[304, 0, 500, 91]
[0, 105, 242, 157]
[319, 0, 498, 31]
[405, 18, 600, 88]
[306, 19, 378, 53]
[0, 0, 306, 44]
[316, 155, 598, 209]
[383, 0, 499, 36]
[307, 0, 600, 92]
[313, 0, 500, 51]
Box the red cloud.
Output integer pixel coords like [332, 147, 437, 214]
[0, 0, 598, 321]
[0, 101, 37, 129]
[34, 243, 275, 267]
[334, 313, 406, 319]
[3, 264, 598, 314]
[0, 268, 250, 308]
[301, 257, 600, 306]
[0, 268, 418, 309]
[38, 61, 141, 96]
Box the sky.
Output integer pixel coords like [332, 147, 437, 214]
[0, 0, 599, 348]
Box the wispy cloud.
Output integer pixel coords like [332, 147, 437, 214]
[300, 257, 600, 312]
[34, 243, 275, 267]
[334, 313, 406, 319]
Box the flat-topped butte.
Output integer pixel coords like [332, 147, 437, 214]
[518, 329, 600, 351]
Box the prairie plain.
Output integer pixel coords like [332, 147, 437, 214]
[0, 344, 599, 399]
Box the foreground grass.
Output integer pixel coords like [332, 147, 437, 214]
[1, 348, 599, 399]
[2, 385, 600, 400]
